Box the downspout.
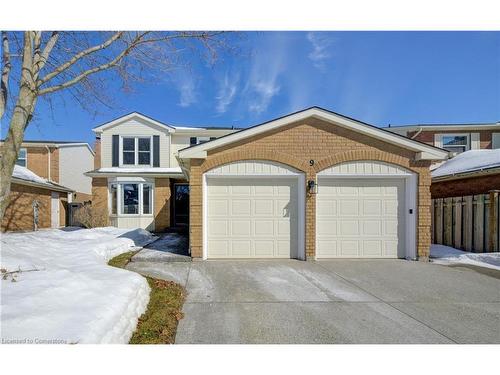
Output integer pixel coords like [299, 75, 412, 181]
[411, 127, 423, 140]
[45, 145, 51, 181]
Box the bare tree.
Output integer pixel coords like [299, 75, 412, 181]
[0, 31, 231, 221]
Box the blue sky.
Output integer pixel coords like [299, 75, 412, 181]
[8, 31, 500, 145]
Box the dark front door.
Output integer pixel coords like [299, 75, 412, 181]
[174, 184, 189, 226]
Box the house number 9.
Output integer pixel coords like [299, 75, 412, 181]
[309, 159, 315, 166]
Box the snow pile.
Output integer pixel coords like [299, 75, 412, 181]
[12, 164, 48, 184]
[432, 149, 500, 178]
[1, 227, 157, 344]
[430, 244, 500, 271]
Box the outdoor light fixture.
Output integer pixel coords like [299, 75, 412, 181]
[308, 179, 317, 194]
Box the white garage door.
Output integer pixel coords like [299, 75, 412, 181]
[316, 178, 405, 258]
[206, 178, 299, 258]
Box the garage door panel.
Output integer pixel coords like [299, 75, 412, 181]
[339, 200, 359, 216]
[207, 177, 299, 258]
[208, 220, 228, 236]
[317, 178, 405, 258]
[231, 200, 251, 216]
[254, 199, 274, 215]
[232, 220, 251, 236]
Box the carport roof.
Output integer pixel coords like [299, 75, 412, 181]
[178, 107, 449, 161]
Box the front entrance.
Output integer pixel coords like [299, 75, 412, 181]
[174, 183, 189, 226]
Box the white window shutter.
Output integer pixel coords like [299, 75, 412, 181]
[470, 133, 480, 150]
[434, 134, 443, 148]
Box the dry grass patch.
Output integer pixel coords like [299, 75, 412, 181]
[108, 251, 185, 344]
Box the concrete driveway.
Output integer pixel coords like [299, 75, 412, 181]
[127, 259, 500, 344]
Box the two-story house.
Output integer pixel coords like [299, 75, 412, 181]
[86, 108, 449, 261]
[1, 139, 95, 202]
[1, 139, 94, 231]
[85, 112, 237, 232]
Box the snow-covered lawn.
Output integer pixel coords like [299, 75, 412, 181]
[1, 227, 157, 344]
[430, 244, 500, 271]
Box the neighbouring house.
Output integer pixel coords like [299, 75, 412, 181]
[1, 165, 74, 232]
[431, 149, 500, 198]
[385, 122, 500, 153]
[0, 139, 95, 203]
[88, 107, 448, 261]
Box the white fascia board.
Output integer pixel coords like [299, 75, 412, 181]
[386, 124, 500, 131]
[92, 112, 175, 133]
[57, 143, 95, 156]
[178, 108, 449, 160]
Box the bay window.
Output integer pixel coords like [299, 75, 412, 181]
[109, 182, 154, 216]
[121, 136, 151, 166]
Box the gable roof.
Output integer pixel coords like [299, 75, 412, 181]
[178, 107, 449, 161]
[92, 112, 176, 133]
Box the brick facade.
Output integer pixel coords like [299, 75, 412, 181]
[26, 146, 59, 182]
[431, 173, 500, 198]
[188, 118, 434, 260]
[2, 183, 52, 231]
[94, 138, 101, 169]
[91, 177, 108, 214]
[154, 178, 171, 231]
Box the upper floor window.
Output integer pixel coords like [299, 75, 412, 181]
[121, 136, 151, 166]
[16, 148, 27, 167]
[189, 136, 215, 146]
[441, 134, 469, 154]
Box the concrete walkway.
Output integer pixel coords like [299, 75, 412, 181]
[126, 259, 500, 344]
[131, 233, 190, 263]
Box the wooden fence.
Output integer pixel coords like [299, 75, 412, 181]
[432, 192, 499, 253]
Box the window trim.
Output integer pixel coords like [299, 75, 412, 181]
[119, 135, 153, 167]
[440, 133, 470, 153]
[16, 147, 27, 167]
[108, 181, 154, 217]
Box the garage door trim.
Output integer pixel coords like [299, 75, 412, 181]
[202, 160, 306, 260]
[316, 161, 417, 260]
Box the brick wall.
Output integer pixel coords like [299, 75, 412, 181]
[94, 137, 101, 169]
[188, 118, 434, 260]
[154, 178, 171, 231]
[1, 183, 52, 231]
[26, 146, 60, 182]
[91, 177, 108, 214]
[408, 130, 493, 149]
[431, 173, 500, 198]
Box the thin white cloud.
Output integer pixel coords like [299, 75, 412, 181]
[245, 34, 288, 114]
[307, 32, 334, 70]
[171, 71, 197, 108]
[215, 71, 239, 114]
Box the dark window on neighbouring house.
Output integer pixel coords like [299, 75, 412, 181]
[210, 137, 216, 141]
[16, 148, 27, 167]
[122, 137, 136, 164]
[190, 137, 197, 145]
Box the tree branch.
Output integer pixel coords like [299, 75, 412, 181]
[37, 31, 124, 86]
[1, 31, 12, 119]
[33, 31, 59, 78]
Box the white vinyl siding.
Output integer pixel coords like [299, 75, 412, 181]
[100, 118, 169, 168]
[59, 145, 93, 195]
